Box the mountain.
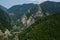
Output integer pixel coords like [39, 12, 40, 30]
[8, 3, 42, 28]
[8, 3, 37, 21]
[0, 8, 12, 32]
[1, 1, 60, 32]
[0, 1, 60, 40]
[40, 1, 60, 15]
[18, 13, 60, 40]
[8, 1, 60, 26]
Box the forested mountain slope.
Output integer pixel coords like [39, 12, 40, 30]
[0, 8, 12, 32]
[18, 13, 60, 40]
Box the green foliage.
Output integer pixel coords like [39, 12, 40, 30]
[0, 8, 12, 32]
[18, 13, 60, 40]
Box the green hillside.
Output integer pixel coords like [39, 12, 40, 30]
[18, 13, 60, 40]
[0, 8, 11, 32]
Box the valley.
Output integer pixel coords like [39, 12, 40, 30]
[0, 1, 60, 40]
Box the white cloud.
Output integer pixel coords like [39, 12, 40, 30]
[31, 0, 36, 1]
[25, 0, 47, 4]
[50, 0, 60, 2]
[37, 0, 47, 3]
[31, 0, 47, 4]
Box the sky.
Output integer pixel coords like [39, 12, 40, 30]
[0, 0, 60, 8]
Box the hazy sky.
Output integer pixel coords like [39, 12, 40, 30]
[0, 0, 60, 8]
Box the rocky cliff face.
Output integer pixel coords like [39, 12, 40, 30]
[21, 14, 27, 26]
[20, 5, 43, 27]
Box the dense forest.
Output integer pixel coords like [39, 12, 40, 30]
[18, 13, 60, 40]
[0, 8, 11, 32]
